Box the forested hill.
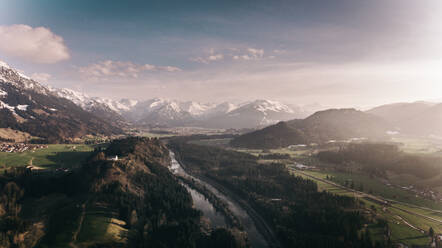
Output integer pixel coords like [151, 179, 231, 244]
[170, 142, 389, 248]
[231, 108, 391, 149]
[0, 137, 244, 248]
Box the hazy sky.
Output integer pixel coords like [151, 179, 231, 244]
[1, 0, 441, 108]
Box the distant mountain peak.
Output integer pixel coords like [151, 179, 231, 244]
[0, 60, 315, 129]
[0, 62, 51, 96]
[249, 99, 294, 113]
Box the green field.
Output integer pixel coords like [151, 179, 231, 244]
[232, 147, 311, 158]
[188, 138, 232, 147]
[0, 144, 96, 170]
[289, 169, 437, 247]
[28, 196, 84, 248]
[304, 170, 442, 211]
[29, 198, 127, 247]
[76, 206, 127, 246]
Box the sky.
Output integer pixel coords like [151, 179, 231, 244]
[0, 0, 441, 108]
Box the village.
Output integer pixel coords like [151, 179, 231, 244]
[0, 142, 48, 153]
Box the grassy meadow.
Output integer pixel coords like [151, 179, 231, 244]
[289, 168, 438, 247]
[0, 144, 96, 170]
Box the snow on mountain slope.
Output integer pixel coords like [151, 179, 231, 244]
[180, 101, 215, 116]
[60, 96, 301, 129]
[112, 98, 138, 112]
[50, 87, 136, 114]
[125, 98, 196, 127]
[0, 60, 310, 129]
[51, 88, 93, 109]
[204, 102, 238, 117]
[0, 60, 51, 95]
[0, 60, 11, 69]
[0, 60, 121, 142]
[245, 99, 294, 114]
[227, 100, 294, 116]
[50, 87, 128, 124]
[201, 99, 301, 129]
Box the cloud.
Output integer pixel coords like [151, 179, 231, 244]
[247, 48, 264, 58]
[31, 73, 52, 83]
[78, 60, 181, 80]
[0, 24, 70, 64]
[190, 53, 224, 64]
[273, 49, 286, 54]
[191, 47, 268, 64]
[233, 48, 265, 60]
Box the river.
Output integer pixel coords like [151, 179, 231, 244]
[168, 151, 269, 248]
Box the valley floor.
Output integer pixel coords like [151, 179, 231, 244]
[289, 169, 437, 247]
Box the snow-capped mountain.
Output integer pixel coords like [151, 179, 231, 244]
[240, 99, 294, 114]
[51, 88, 98, 110]
[203, 102, 238, 118]
[202, 99, 302, 129]
[46, 91, 304, 129]
[0, 61, 51, 96]
[180, 101, 217, 117]
[0, 60, 308, 130]
[50, 87, 127, 124]
[120, 99, 302, 128]
[0, 60, 121, 142]
[50, 87, 138, 115]
[123, 98, 195, 127]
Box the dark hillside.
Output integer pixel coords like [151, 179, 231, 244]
[0, 138, 243, 248]
[231, 109, 391, 149]
[0, 66, 121, 143]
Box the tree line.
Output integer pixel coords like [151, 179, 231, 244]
[170, 141, 394, 248]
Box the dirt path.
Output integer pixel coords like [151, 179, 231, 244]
[396, 215, 424, 233]
[69, 203, 86, 248]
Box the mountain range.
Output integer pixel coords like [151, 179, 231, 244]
[53, 90, 316, 129]
[0, 61, 121, 143]
[3, 59, 442, 145]
[0, 60, 317, 141]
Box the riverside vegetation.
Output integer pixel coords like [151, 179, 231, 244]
[169, 141, 394, 248]
[0, 137, 245, 248]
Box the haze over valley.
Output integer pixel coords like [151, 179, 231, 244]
[2, 1, 442, 248]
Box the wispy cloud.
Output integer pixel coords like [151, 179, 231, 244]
[273, 49, 286, 54]
[190, 53, 224, 64]
[78, 60, 181, 80]
[31, 73, 52, 83]
[191, 47, 271, 64]
[0, 24, 70, 64]
[233, 48, 265, 61]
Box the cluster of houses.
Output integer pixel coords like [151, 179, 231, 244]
[400, 185, 442, 202]
[383, 181, 442, 202]
[292, 162, 316, 170]
[0, 143, 48, 153]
